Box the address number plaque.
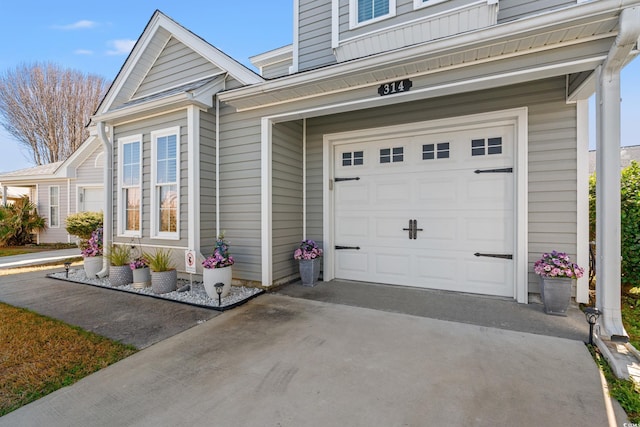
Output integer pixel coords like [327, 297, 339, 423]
[378, 79, 412, 96]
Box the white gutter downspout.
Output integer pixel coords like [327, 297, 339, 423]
[595, 6, 640, 340]
[97, 122, 112, 278]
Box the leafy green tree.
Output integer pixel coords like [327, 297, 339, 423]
[590, 161, 640, 286]
[0, 197, 46, 246]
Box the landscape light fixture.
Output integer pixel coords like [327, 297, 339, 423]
[214, 282, 224, 307]
[64, 262, 71, 278]
[584, 307, 601, 345]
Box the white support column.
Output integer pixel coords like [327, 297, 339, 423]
[2, 185, 6, 206]
[576, 99, 590, 304]
[187, 106, 200, 253]
[595, 64, 625, 339]
[261, 118, 273, 287]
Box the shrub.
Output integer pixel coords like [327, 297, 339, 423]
[590, 160, 640, 286]
[65, 212, 103, 240]
[144, 249, 175, 272]
[0, 197, 46, 246]
[105, 244, 131, 266]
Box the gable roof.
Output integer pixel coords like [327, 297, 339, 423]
[94, 10, 263, 119]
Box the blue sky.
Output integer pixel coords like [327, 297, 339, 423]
[0, 1, 638, 173]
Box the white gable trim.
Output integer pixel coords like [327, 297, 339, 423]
[97, 11, 262, 115]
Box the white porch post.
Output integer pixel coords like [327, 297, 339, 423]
[595, 64, 625, 339]
[1, 185, 6, 206]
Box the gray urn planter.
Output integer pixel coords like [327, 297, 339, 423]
[83, 256, 103, 279]
[539, 276, 572, 316]
[299, 258, 321, 287]
[109, 265, 133, 287]
[151, 269, 177, 294]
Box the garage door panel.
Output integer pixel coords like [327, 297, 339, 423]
[333, 122, 515, 298]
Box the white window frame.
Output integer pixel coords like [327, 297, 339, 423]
[349, 0, 396, 29]
[151, 126, 180, 240]
[117, 134, 142, 237]
[413, 0, 449, 10]
[48, 186, 60, 228]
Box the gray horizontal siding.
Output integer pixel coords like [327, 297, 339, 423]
[37, 180, 70, 244]
[262, 60, 292, 79]
[113, 111, 189, 249]
[200, 109, 217, 255]
[298, 0, 336, 71]
[302, 77, 576, 295]
[498, 0, 576, 23]
[272, 121, 304, 282]
[134, 37, 222, 99]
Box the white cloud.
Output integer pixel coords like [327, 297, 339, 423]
[106, 39, 136, 56]
[74, 49, 94, 55]
[53, 20, 98, 30]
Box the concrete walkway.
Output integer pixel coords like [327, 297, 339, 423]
[0, 292, 628, 426]
[0, 248, 81, 269]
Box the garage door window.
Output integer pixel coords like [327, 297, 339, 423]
[380, 147, 403, 163]
[471, 137, 503, 156]
[343, 151, 364, 166]
[423, 142, 450, 160]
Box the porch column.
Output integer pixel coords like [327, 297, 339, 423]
[2, 185, 6, 206]
[595, 64, 625, 339]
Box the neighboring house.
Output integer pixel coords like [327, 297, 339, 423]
[0, 134, 104, 244]
[90, 2, 640, 339]
[589, 145, 640, 173]
[0, 186, 29, 205]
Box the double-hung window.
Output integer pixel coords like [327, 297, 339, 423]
[49, 186, 59, 228]
[351, 0, 396, 27]
[151, 127, 179, 239]
[118, 135, 142, 236]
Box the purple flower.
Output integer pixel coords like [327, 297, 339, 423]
[293, 239, 323, 260]
[534, 251, 584, 279]
[202, 236, 235, 269]
[81, 227, 103, 257]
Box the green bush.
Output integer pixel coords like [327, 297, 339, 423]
[105, 244, 131, 267]
[65, 212, 103, 240]
[144, 249, 175, 272]
[0, 197, 47, 246]
[590, 160, 640, 286]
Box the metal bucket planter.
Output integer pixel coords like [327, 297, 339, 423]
[203, 266, 232, 299]
[539, 276, 572, 316]
[109, 265, 133, 287]
[151, 269, 177, 294]
[132, 267, 151, 289]
[299, 258, 321, 286]
[83, 256, 103, 279]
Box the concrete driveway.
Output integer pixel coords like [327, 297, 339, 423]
[0, 293, 626, 427]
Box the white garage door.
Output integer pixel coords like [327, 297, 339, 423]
[333, 124, 515, 297]
[79, 187, 103, 212]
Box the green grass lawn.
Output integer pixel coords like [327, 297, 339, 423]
[0, 244, 76, 258]
[0, 303, 137, 416]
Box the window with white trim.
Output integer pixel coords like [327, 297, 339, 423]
[49, 186, 59, 228]
[151, 127, 180, 239]
[118, 135, 142, 236]
[350, 0, 396, 27]
[413, 0, 449, 10]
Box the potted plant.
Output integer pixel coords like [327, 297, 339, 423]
[80, 227, 103, 279]
[294, 239, 323, 286]
[106, 244, 133, 287]
[130, 256, 151, 289]
[534, 250, 585, 316]
[145, 249, 177, 294]
[202, 235, 235, 299]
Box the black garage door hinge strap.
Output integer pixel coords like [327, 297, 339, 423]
[474, 252, 513, 260]
[474, 168, 513, 174]
[335, 245, 361, 250]
[334, 177, 361, 182]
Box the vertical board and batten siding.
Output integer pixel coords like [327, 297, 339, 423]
[497, 0, 577, 23]
[298, 0, 336, 71]
[112, 111, 189, 251]
[217, 104, 264, 282]
[112, 27, 172, 108]
[133, 37, 223, 99]
[272, 121, 304, 281]
[200, 108, 217, 255]
[36, 180, 69, 243]
[303, 77, 577, 294]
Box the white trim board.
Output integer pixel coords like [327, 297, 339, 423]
[322, 108, 529, 302]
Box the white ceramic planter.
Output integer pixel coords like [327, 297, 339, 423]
[203, 266, 232, 299]
[132, 267, 151, 288]
[83, 256, 103, 279]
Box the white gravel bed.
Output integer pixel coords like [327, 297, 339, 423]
[48, 269, 262, 310]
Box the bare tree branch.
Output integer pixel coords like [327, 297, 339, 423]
[0, 62, 109, 166]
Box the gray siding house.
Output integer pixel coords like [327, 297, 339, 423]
[91, 1, 640, 340]
[0, 134, 104, 244]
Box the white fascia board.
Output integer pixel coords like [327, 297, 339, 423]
[220, 0, 637, 104]
[250, 45, 293, 68]
[94, 93, 210, 124]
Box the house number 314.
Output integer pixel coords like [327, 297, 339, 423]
[378, 79, 413, 96]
